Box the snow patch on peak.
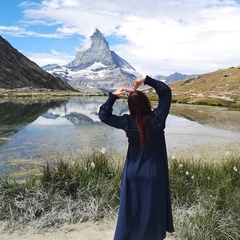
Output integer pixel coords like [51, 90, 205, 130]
[87, 62, 107, 70]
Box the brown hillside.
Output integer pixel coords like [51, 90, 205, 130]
[168, 66, 240, 108]
[0, 36, 75, 91]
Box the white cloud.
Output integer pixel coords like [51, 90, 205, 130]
[0, 25, 65, 38]
[26, 50, 74, 67]
[3, 0, 240, 75]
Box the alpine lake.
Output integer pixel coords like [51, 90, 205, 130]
[1, 96, 240, 178]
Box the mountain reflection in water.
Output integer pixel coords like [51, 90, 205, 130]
[0, 97, 129, 175]
[0, 100, 64, 143]
[0, 97, 240, 176]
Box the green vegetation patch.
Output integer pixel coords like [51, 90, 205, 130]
[169, 157, 240, 239]
[171, 95, 240, 109]
[0, 153, 123, 229]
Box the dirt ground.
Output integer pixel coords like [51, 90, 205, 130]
[0, 220, 115, 240]
[0, 219, 174, 240]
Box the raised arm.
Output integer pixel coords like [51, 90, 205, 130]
[134, 75, 172, 121]
[99, 88, 131, 129]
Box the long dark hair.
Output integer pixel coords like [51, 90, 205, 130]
[128, 90, 151, 149]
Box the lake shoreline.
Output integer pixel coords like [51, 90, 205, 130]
[1, 89, 239, 132]
[170, 103, 240, 132]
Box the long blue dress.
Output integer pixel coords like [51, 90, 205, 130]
[99, 76, 174, 240]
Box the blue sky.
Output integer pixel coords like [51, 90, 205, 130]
[1, 0, 240, 75]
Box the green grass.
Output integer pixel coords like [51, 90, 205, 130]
[0, 153, 123, 229]
[0, 153, 240, 239]
[169, 157, 240, 239]
[171, 95, 240, 109]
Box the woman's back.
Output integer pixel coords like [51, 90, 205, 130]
[123, 110, 166, 149]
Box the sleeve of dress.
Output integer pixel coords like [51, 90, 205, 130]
[144, 75, 172, 121]
[99, 92, 127, 130]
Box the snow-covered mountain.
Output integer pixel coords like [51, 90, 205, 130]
[42, 29, 140, 93]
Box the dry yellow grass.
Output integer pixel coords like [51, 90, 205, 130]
[168, 66, 240, 107]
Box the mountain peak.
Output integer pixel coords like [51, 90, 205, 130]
[67, 29, 135, 72]
[45, 29, 140, 93]
[90, 28, 109, 48]
[91, 28, 104, 39]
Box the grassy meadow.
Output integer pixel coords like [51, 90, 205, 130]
[168, 66, 240, 110]
[0, 152, 240, 239]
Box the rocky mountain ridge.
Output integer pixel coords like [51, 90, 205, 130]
[154, 72, 196, 83]
[0, 36, 75, 91]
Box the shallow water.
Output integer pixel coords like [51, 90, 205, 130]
[165, 114, 240, 160]
[0, 97, 239, 176]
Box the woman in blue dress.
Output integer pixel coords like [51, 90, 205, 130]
[99, 75, 174, 240]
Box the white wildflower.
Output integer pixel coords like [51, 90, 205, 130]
[101, 147, 106, 154]
[179, 163, 183, 168]
[91, 162, 95, 169]
[191, 175, 194, 180]
[207, 177, 211, 180]
[233, 166, 238, 172]
[185, 171, 189, 176]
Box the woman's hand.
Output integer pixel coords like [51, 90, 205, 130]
[133, 76, 146, 90]
[113, 88, 132, 97]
